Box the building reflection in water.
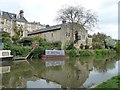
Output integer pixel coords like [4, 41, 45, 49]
[45, 61, 65, 67]
[39, 58, 94, 88]
[2, 56, 118, 88]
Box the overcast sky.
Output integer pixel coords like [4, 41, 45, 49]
[0, 0, 119, 39]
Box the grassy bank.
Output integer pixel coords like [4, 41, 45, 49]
[93, 75, 120, 89]
[66, 49, 116, 57]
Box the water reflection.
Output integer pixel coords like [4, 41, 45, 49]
[2, 56, 119, 88]
[39, 58, 93, 88]
[41, 60, 65, 67]
[27, 79, 61, 88]
[93, 56, 116, 73]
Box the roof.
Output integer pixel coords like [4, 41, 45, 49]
[0, 11, 27, 22]
[28, 21, 45, 27]
[28, 24, 62, 35]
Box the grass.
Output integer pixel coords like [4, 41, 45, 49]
[93, 75, 120, 89]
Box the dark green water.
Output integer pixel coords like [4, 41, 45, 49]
[1, 56, 119, 88]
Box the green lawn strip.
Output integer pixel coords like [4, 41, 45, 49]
[94, 75, 120, 88]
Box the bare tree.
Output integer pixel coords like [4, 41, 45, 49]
[56, 5, 98, 30]
[56, 5, 98, 47]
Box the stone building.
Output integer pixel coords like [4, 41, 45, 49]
[28, 22, 90, 49]
[0, 10, 28, 37]
[0, 10, 45, 37]
[27, 21, 45, 32]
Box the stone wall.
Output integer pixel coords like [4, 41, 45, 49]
[30, 23, 88, 49]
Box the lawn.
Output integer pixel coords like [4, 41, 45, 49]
[93, 75, 120, 89]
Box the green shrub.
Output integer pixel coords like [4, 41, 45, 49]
[79, 50, 93, 56]
[32, 46, 45, 59]
[3, 37, 13, 50]
[93, 43, 103, 49]
[18, 37, 33, 46]
[94, 49, 116, 56]
[51, 41, 61, 49]
[115, 43, 120, 54]
[33, 37, 61, 50]
[67, 50, 77, 57]
[11, 46, 32, 57]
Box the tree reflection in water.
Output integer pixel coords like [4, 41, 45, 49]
[2, 55, 118, 88]
[93, 56, 117, 73]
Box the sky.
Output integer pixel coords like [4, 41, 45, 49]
[0, 0, 119, 39]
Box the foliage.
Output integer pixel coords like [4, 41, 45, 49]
[31, 38, 62, 59]
[32, 36, 40, 42]
[115, 42, 120, 54]
[1, 31, 10, 38]
[32, 46, 45, 59]
[11, 45, 32, 57]
[12, 27, 23, 44]
[66, 50, 78, 57]
[51, 41, 61, 49]
[92, 33, 107, 49]
[13, 27, 23, 37]
[94, 49, 116, 56]
[12, 35, 20, 45]
[1, 32, 13, 50]
[63, 43, 67, 50]
[19, 37, 33, 42]
[79, 50, 93, 56]
[66, 49, 116, 57]
[104, 37, 116, 49]
[19, 37, 33, 46]
[92, 43, 103, 49]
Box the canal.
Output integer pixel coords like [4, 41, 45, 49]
[1, 55, 119, 88]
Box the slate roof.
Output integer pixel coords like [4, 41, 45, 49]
[28, 24, 62, 35]
[0, 11, 27, 22]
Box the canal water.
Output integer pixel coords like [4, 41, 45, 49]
[1, 55, 119, 88]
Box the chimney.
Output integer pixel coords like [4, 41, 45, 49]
[19, 10, 24, 17]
